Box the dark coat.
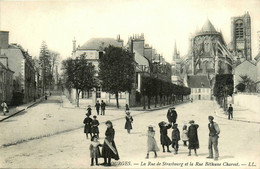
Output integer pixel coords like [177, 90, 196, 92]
[124, 116, 133, 130]
[87, 108, 92, 115]
[159, 123, 172, 146]
[172, 128, 180, 141]
[167, 109, 177, 123]
[101, 102, 106, 110]
[83, 117, 93, 133]
[91, 119, 99, 134]
[228, 107, 233, 113]
[102, 127, 119, 160]
[95, 103, 100, 110]
[187, 124, 199, 149]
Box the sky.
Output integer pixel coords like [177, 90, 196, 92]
[0, 0, 260, 62]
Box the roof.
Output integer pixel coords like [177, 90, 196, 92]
[187, 75, 210, 88]
[200, 19, 217, 33]
[79, 38, 122, 50]
[0, 61, 14, 73]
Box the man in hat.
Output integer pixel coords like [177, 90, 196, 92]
[207, 116, 220, 161]
[95, 101, 101, 115]
[167, 107, 178, 125]
[227, 104, 233, 120]
[91, 115, 100, 138]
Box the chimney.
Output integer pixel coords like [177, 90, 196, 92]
[0, 31, 9, 49]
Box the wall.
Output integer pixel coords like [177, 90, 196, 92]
[233, 93, 260, 113]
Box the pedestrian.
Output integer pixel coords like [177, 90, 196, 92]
[158, 121, 172, 153]
[190, 98, 193, 103]
[45, 93, 48, 100]
[124, 112, 133, 134]
[146, 125, 159, 159]
[95, 101, 101, 115]
[125, 104, 129, 112]
[171, 123, 180, 155]
[187, 120, 199, 156]
[91, 115, 100, 138]
[83, 113, 93, 139]
[207, 116, 220, 161]
[89, 135, 102, 166]
[227, 104, 233, 120]
[167, 107, 177, 125]
[87, 105, 92, 116]
[182, 125, 188, 146]
[101, 100, 106, 115]
[101, 121, 119, 166]
[1, 101, 8, 116]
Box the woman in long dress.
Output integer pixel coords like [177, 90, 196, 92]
[124, 112, 133, 133]
[101, 121, 119, 166]
[187, 120, 199, 156]
[146, 125, 159, 159]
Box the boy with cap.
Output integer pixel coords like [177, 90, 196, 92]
[91, 116, 100, 138]
[207, 116, 220, 161]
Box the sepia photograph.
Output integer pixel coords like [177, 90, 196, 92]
[0, 0, 259, 168]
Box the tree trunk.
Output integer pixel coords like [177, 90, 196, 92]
[143, 94, 146, 109]
[148, 96, 151, 109]
[115, 92, 119, 108]
[155, 95, 157, 108]
[76, 89, 80, 107]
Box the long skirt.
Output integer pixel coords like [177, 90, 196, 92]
[102, 141, 119, 160]
[147, 137, 160, 152]
[124, 121, 132, 130]
[160, 135, 172, 146]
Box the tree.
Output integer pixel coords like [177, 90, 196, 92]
[62, 53, 97, 107]
[236, 83, 245, 92]
[213, 74, 234, 110]
[39, 41, 52, 94]
[239, 75, 256, 92]
[99, 45, 135, 108]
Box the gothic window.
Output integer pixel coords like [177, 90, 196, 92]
[235, 20, 244, 39]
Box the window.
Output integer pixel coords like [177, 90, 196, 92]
[96, 87, 101, 98]
[235, 20, 244, 39]
[198, 89, 201, 93]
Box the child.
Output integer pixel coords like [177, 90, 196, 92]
[172, 123, 180, 155]
[124, 112, 133, 134]
[83, 113, 92, 139]
[187, 120, 199, 156]
[89, 136, 102, 166]
[91, 116, 100, 138]
[182, 125, 188, 146]
[146, 125, 159, 159]
[158, 121, 172, 153]
[87, 105, 92, 116]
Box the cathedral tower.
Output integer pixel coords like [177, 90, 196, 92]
[231, 12, 251, 60]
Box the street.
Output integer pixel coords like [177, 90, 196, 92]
[0, 98, 259, 168]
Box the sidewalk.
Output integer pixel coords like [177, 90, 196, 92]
[61, 95, 189, 111]
[214, 102, 260, 124]
[0, 97, 44, 122]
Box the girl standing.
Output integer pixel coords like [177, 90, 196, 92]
[146, 125, 159, 159]
[187, 120, 199, 156]
[87, 105, 92, 116]
[158, 121, 172, 153]
[182, 125, 188, 146]
[124, 112, 133, 134]
[101, 121, 119, 166]
[171, 123, 180, 155]
[89, 136, 102, 166]
[83, 114, 93, 139]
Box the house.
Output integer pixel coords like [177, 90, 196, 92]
[187, 75, 211, 100]
[0, 60, 14, 104]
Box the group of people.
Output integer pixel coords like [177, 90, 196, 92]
[146, 107, 220, 161]
[87, 120, 119, 166]
[94, 100, 107, 116]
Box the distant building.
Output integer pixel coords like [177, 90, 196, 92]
[257, 31, 260, 54]
[0, 60, 14, 104]
[171, 41, 183, 85]
[254, 53, 260, 92]
[229, 12, 252, 61]
[188, 75, 211, 100]
[0, 31, 36, 104]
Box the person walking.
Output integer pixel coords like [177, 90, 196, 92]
[182, 124, 188, 146]
[146, 125, 159, 159]
[83, 114, 93, 139]
[101, 121, 119, 166]
[125, 104, 130, 112]
[91, 116, 100, 138]
[124, 112, 133, 134]
[101, 100, 106, 116]
[227, 104, 233, 120]
[187, 120, 199, 156]
[171, 123, 180, 155]
[95, 101, 101, 115]
[87, 105, 92, 116]
[1, 101, 8, 116]
[167, 107, 177, 125]
[158, 121, 172, 153]
[89, 135, 102, 166]
[207, 116, 220, 161]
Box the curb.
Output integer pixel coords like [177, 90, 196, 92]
[0, 98, 44, 122]
[214, 110, 260, 125]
